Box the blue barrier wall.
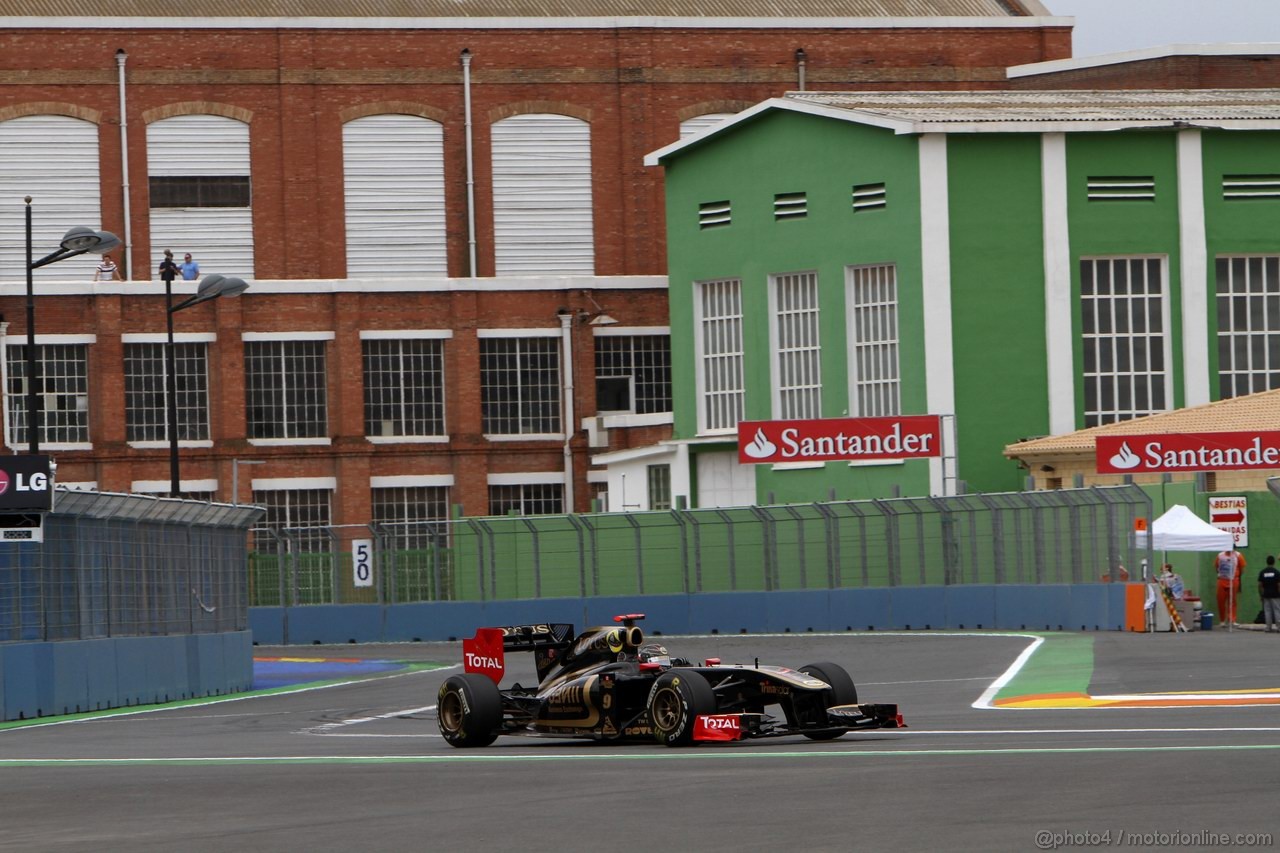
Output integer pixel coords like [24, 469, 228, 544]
[249, 584, 1130, 645]
[1, 631, 253, 721]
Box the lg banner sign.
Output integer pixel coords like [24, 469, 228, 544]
[1096, 431, 1280, 475]
[737, 415, 943, 465]
[0, 455, 53, 512]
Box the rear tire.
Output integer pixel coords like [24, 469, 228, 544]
[438, 673, 502, 748]
[647, 670, 716, 747]
[799, 662, 858, 741]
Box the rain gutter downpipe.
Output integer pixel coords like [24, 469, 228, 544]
[115, 49, 133, 280]
[795, 47, 807, 92]
[461, 48, 477, 277]
[560, 311, 575, 512]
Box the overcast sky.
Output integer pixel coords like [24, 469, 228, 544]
[1044, 0, 1280, 57]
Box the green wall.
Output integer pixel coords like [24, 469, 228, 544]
[1201, 130, 1280, 395]
[663, 110, 931, 503]
[947, 133, 1050, 492]
[1066, 131, 1185, 413]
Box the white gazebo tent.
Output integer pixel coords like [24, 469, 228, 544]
[1134, 505, 1233, 552]
[1134, 505, 1234, 632]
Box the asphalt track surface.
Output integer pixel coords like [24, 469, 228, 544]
[4, 629, 1280, 852]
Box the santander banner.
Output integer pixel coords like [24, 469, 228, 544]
[737, 415, 943, 465]
[1096, 431, 1280, 475]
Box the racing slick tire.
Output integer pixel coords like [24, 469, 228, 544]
[438, 673, 503, 748]
[647, 670, 716, 747]
[799, 662, 858, 741]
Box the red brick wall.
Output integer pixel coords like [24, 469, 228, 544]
[1010, 55, 1280, 90]
[0, 24, 1070, 280]
[0, 20, 1069, 520]
[27, 285, 670, 518]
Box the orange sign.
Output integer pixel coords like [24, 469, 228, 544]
[1134, 518, 1148, 532]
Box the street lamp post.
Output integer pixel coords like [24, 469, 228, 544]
[24, 197, 120, 454]
[167, 274, 249, 497]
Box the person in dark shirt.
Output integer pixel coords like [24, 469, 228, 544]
[1258, 555, 1280, 633]
[158, 249, 179, 285]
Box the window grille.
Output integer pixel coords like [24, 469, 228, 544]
[372, 486, 450, 548]
[5, 343, 90, 446]
[1087, 176, 1155, 201]
[774, 192, 807, 220]
[1080, 257, 1168, 426]
[148, 176, 252, 208]
[124, 342, 210, 442]
[696, 279, 744, 432]
[253, 488, 332, 555]
[488, 483, 564, 516]
[1215, 255, 1280, 399]
[1223, 175, 1280, 201]
[771, 271, 821, 419]
[245, 340, 329, 439]
[699, 200, 731, 229]
[852, 182, 886, 211]
[848, 264, 900, 417]
[480, 337, 561, 435]
[594, 334, 672, 415]
[362, 338, 446, 437]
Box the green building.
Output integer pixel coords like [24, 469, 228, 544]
[593, 89, 1280, 509]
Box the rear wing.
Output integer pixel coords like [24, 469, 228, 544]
[463, 623, 575, 684]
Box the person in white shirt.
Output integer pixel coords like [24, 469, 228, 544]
[94, 255, 120, 281]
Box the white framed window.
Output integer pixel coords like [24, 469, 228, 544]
[372, 483, 451, 550]
[647, 464, 672, 511]
[769, 271, 821, 420]
[847, 264, 900, 417]
[243, 335, 331, 441]
[488, 483, 564, 516]
[131, 479, 216, 501]
[251, 482, 334, 570]
[1080, 256, 1171, 427]
[343, 114, 447, 277]
[0, 116, 103, 283]
[123, 337, 212, 444]
[147, 114, 254, 277]
[593, 331, 671, 415]
[491, 114, 593, 275]
[479, 336, 562, 436]
[679, 113, 733, 140]
[5, 339, 93, 448]
[362, 336, 447, 439]
[695, 278, 744, 434]
[1216, 255, 1280, 399]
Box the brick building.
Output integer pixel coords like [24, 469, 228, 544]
[0, 0, 1069, 532]
[1009, 44, 1280, 90]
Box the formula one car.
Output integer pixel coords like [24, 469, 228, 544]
[437, 614, 904, 748]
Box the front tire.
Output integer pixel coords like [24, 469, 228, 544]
[647, 670, 716, 747]
[438, 673, 502, 748]
[799, 662, 858, 741]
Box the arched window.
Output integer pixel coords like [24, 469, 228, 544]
[343, 114, 446, 277]
[491, 114, 593, 275]
[147, 115, 254, 278]
[0, 115, 102, 282]
[679, 113, 734, 140]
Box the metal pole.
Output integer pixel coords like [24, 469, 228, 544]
[166, 279, 180, 496]
[25, 198, 39, 454]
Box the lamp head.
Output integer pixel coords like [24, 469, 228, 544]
[59, 226, 102, 252]
[589, 313, 619, 327]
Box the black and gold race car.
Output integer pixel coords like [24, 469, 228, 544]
[437, 614, 904, 748]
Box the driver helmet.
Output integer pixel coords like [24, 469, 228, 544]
[638, 642, 672, 667]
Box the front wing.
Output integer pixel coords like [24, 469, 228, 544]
[692, 703, 906, 742]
